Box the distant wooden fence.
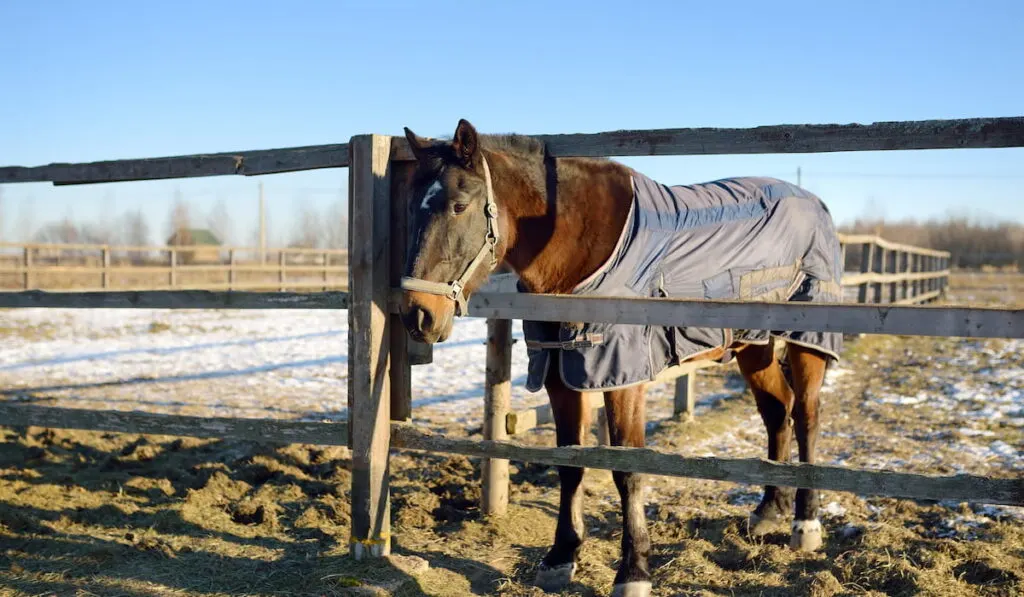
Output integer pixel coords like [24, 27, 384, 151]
[0, 117, 1021, 563]
[0, 241, 348, 292]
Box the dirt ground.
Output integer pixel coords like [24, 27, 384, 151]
[0, 274, 1022, 596]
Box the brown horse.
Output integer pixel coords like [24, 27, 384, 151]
[398, 119, 833, 597]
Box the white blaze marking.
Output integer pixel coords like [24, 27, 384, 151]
[421, 180, 443, 210]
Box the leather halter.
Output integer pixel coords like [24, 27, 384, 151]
[400, 156, 500, 316]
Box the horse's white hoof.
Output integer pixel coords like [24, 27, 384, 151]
[534, 562, 576, 592]
[748, 513, 786, 537]
[611, 581, 652, 597]
[790, 519, 824, 551]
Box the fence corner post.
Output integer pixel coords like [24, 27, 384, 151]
[347, 134, 394, 559]
[482, 318, 513, 516]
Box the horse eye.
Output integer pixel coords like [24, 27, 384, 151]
[453, 203, 468, 215]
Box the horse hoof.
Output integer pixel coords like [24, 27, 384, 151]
[611, 581, 652, 597]
[790, 519, 824, 551]
[747, 513, 786, 537]
[534, 562, 576, 592]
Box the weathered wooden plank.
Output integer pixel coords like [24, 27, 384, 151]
[347, 134, 394, 559]
[0, 290, 348, 310]
[390, 117, 1024, 161]
[838, 235, 950, 258]
[0, 241, 347, 257]
[841, 269, 951, 287]
[5, 117, 1021, 186]
[8, 403, 1018, 507]
[482, 319, 513, 516]
[0, 144, 350, 185]
[894, 290, 942, 306]
[390, 425, 1024, 506]
[462, 292, 1023, 339]
[0, 403, 348, 445]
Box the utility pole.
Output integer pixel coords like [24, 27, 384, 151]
[259, 181, 266, 264]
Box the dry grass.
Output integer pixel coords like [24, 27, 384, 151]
[0, 276, 1021, 596]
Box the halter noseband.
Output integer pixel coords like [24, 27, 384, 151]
[400, 156, 500, 316]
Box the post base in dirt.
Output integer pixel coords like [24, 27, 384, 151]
[350, 537, 391, 559]
[673, 372, 696, 422]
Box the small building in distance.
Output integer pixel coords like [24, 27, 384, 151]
[166, 228, 222, 264]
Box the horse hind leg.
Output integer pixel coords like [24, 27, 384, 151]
[604, 384, 652, 597]
[735, 341, 797, 536]
[786, 342, 829, 552]
[534, 352, 590, 592]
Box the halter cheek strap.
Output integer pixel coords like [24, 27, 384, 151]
[400, 156, 500, 316]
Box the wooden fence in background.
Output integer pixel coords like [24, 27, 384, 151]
[0, 117, 1021, 563]
[0, 241, 348, 292]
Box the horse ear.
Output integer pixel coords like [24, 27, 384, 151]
[404, 127, 432, 163]
[452, 119, 481, 168]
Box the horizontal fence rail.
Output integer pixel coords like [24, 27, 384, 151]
[3, 117, 1022, 186]
[0, 290, 349, 310]
[3, 404, 1018, 507]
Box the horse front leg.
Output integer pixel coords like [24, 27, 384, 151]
[604, 385, 652, 597]
[534, 353, 591, 592]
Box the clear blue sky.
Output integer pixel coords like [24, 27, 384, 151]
[2, 0, 1022, 247]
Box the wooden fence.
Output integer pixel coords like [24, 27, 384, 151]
[0, 241, 348, 292]
[0, 117, 1021, 563]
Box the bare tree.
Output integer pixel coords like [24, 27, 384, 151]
[289, 202, 323, 248]
[324, 199, 347, 249]
[206, 198, 231, 246]
[34, 218, 80, 244]
[16, 196, 35, 242]
[167, 189, 193, 245]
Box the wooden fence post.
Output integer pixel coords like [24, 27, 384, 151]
[168, 249, 177, 288]
[278, 251, 287, 292]
[482, 318, 513, 516]
[911, 254, 920, 300]
[323, 251, 330, 291]
[228, 249, 236, 290]
[673, 373, 697, 421]
[888, 250, 898, 303]
[347, 134, 394, 560]
[101, 246, 111, 289]
[22, 247, 32, 290]
[388, 161, 416, 423]
[857, 242, 873, 303]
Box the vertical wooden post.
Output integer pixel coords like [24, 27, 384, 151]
[482, 318, 513, 516]
[887, 250, 898, 303]
[911, 254, 920, 300]
[228, 249, 237, 290]
[673, 372, 697, 421]
[278, 250, 287, 292]
[323, 251, 330, 291]
[101, 246, 111, 289]
[872, 246, 884, 304]
[168, 249, 177, 288]
[388, 161, 415, 423]
[347, 134, 393, 560]
[22, 247, 32, 290]
[857, 242, 873, 303]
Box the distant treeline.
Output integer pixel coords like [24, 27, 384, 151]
[840, 215, 1023, 271]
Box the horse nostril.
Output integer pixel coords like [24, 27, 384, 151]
[416, 307, 434, 332]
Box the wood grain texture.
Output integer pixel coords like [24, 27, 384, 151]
[390, 425, 1024, 506]
[462, 292, 1022, 339]
[388, 161, 414, 422]
[6, 404, 1018, 507]
[0, 290, 348, 309]
[347, 135, 394, 559]
[482, 319, 513, 516]
[4, 117, 1021, 185]
[0, 144, 350, 185]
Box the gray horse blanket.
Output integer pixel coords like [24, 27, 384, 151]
[522, 171, 844, 393]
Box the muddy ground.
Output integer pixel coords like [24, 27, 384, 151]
[1, 274, 1022, 597]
